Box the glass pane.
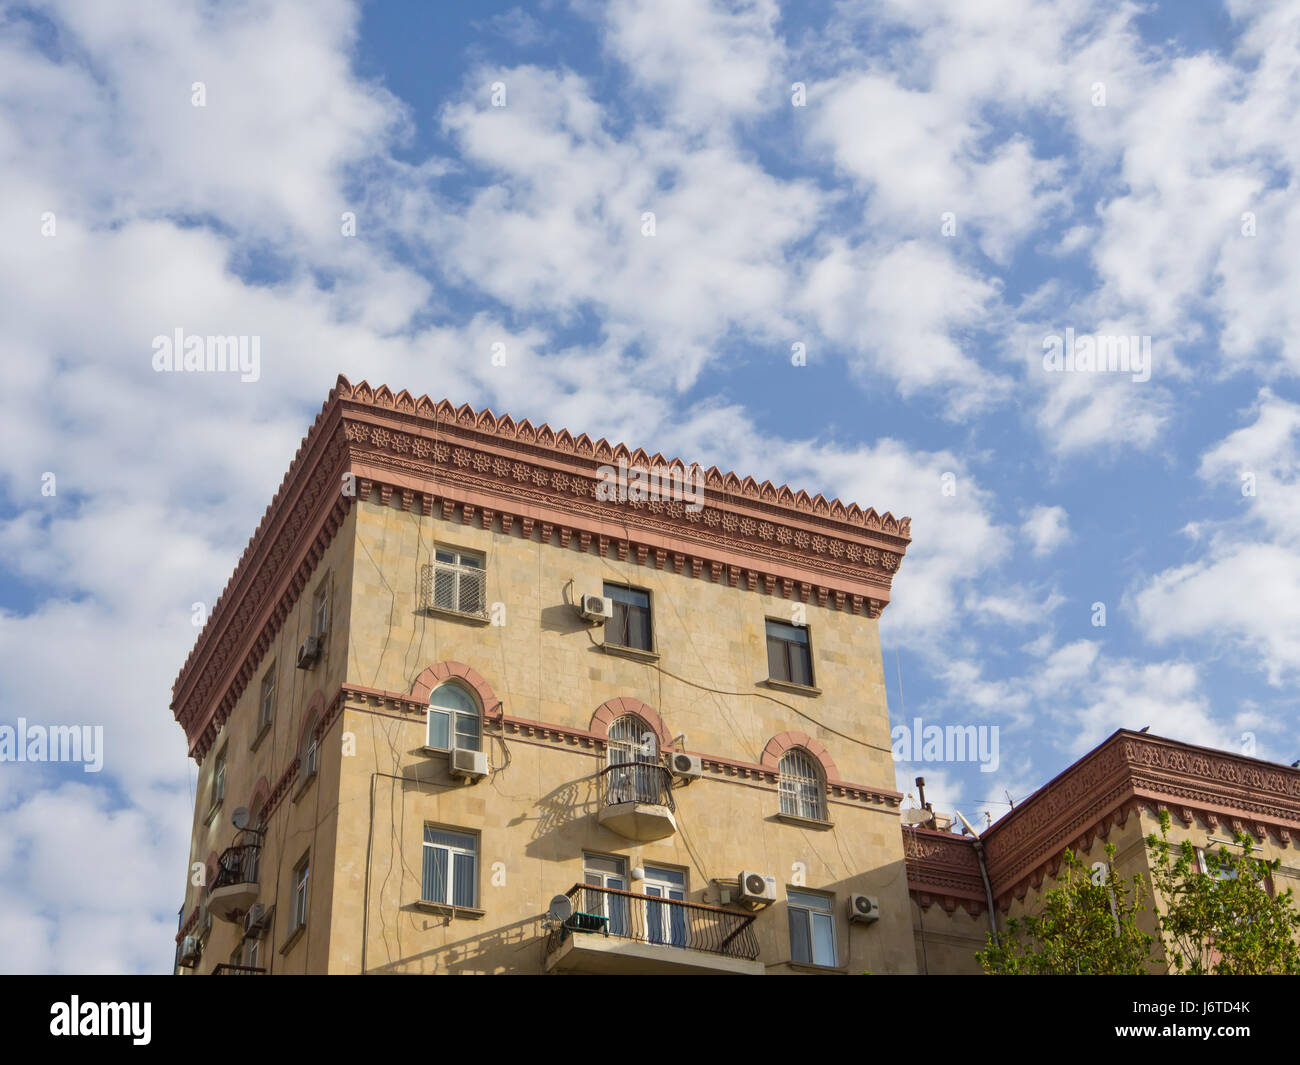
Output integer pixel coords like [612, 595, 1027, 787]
[452, 852, 476, 907]
[627, 605, 651, 650]
[604, 584, 649, 609]
[459, 553, 483, 569]
[432, 683, 477, 714]
[423, 845, 448, 903]
[812, 912, 835, 966]
[645, 866, 686, 886]
[766, 619, 809, 645]
[435, 549, 456, 564]
[788, 909, 811, 964]
[767, 637, 788, 681]
[787, 890, 833, 912]
[425, 827, 476, 850]
[790, 642, 813, 686]
[455, 711, 481, 750]
[433, 568, 456, 608]
[584, 854, 626, 877]
[427, 709, 449, 749]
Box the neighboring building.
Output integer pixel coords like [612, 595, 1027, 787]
[905, 729, 1300, 973]
[171, 375, 918, 974]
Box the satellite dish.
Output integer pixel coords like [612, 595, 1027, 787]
[231, 807, 250, 830]
[900, 807, 931, 826]
[547, 895, 574, 923]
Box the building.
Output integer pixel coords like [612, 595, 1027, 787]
[904, 729, 1300, 973]
[171, 375, 918, 974]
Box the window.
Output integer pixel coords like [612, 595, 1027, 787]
[292, 855, 310, 931]
[422, 827, 478, 907]
[302, 720, 319, 778]
[422, 548, 486, 616]
[766, 619, 813, 686]
[788, 889, 836, 967]
[604, 583, 652, 651]
[643, 865, 688, 948]
[778, 748, 827, 821]
[606, 714, 659, 804]
[311, 578, 329, 638]
[244, 937, 260, 970]
[211, 747, 227, 810]
[583, 854, 629, 937]
[258, 666, 276, 731]
[427, 682, 481, 752]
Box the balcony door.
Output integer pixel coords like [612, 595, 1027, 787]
[582, 854, 629, 937]
[606, 714, 657, 805]
[643, 865, 688, 948]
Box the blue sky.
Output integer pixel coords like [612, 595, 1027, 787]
[1, 0, 1298, 972]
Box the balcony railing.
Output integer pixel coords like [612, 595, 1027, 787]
[546, 883, 759, 961]
[598, 762, 674, 810]
[210, 964, 266, 975]
[212, 830, 263, 891]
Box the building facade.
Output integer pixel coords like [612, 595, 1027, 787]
[905, 729, 1300, 973]
[172, 376, 918, 974]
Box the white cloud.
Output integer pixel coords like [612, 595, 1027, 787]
[1021, 504, 1071, 557]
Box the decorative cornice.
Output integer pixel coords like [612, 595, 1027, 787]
[904, 826, 986, 906]
[170, 375, 914, 762]
[981, 730, 1300, 907]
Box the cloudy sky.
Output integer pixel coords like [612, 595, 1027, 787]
[1, 0, 1297, 974]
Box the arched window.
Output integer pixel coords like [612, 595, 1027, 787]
[778, 748, 826, 821]
[428, 682, 481, 752]
[606, 714, 658, 804]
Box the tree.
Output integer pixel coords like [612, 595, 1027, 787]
[977, 843, 1155, 974]
[1146, 810, 1300, 975]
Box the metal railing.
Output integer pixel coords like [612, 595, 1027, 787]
[546, 883, 759, 960]
[212, 829, 263, 890]
[211, 964, 266, 975]
[598, 762, 674, 809]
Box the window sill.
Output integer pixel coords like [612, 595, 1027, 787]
[600, 642, 659, 663]
[292, 769, 317, 804]
[249, 720, 272, 753]
[762, 678, 822, 697]
[785, 960, 848, 974]
[421, 605, 491, 626]
[413, 900, 485, 920]
[279, 924, 306, 956]
[775, 812, 835, 830]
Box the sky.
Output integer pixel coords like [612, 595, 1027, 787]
[0, 0, 1297, 974]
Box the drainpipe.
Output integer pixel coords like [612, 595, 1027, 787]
[955, 810, 998, 947]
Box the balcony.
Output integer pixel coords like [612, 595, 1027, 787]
[208, 829, 263, 922]
[597, 762, 676, 841]
[210, 964, 266, 975]
[545, 883, 763, 975]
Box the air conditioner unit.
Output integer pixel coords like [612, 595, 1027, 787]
[449, 747, 489, 781]
[668, 752, 703, 781]
[296, 635, 321, 670]
[848, 894, 880, 923]
[243, 903, 269, 938]
[579, 594, 613, 622]
[179, 935, 201, 967]
[737, 870, 777, 904]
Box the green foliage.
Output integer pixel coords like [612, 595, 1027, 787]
[976, 844, 1155, 974]
[1146, 810, 1300, 975]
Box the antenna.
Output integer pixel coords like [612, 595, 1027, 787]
[546, 894, 574, 924]
[1004, 789, 1015, 810]
[231, 807, 250, 830]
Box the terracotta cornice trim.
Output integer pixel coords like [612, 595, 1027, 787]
[589, 696, 673, 750]
[982, 731, 1300, 903]
[171, 376, 914, 762]
[335, 681, 899, 805]
[904, 826, 985, 905]
[760, 731, 839, 780]
[410, 661, 504, 719]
